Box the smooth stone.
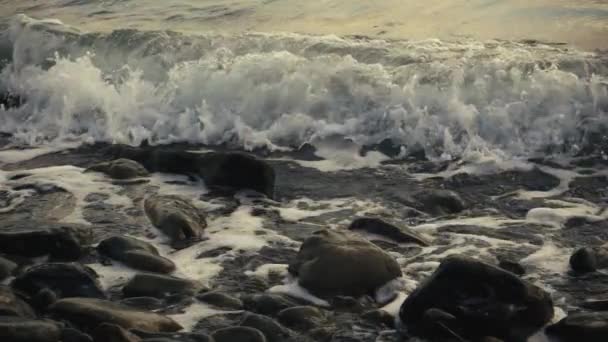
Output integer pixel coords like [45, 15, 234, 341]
[49, 298, 182, 333]
[240, 313, 291, 342]
[85, 159, 149, 180]
[278, 306, 325, 331]
[121, 250, 176, 274]
[570, 247, 598, 273]
[123, 273, 201, 298]
[241, 294, 298, 315]
[144, 195, 207, 245]
[414, 189, 466, 215]
[98, 236, 175, 273]
[498, 259, 526, 276]
[546, 312, 608, 342]
[399, 256, 554, 341]
[120, 297, 165, 310]
[0, 285, 35, 317]
[11, 263, 105, 299]
[0, 317, 61, 342]
[348, 217, 429, 246]
[196, 292, 243, 310]
[0, 222, 92, 260]
[93, 323, 142, 342]
[288, 230, 402, 297]
[211, 326, 267, 342]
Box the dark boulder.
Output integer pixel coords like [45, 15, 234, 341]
[97, 236, 175, 274]
[348, 217, 429, 245]
[277, 306, 326, 331]
[0, 317, 61, 342]
[241, 293, 298, 315]
[399, 256, 554, 341]
[0, 285, 35, 317]
[61, 327, 93, 342]
[0, 256, 17, 281]
[12, 263, 105, 299]
[108, 146, 275, 198]
[93, 323, 142, 342]
[498, 259, 526, 276]
[570, 247, 608, 273]
[288, 230, 402, 297]
[546, 312, 608, 342]
[0, 222, 92, 260]
[123, 273, 201, 298]
[196, 291, 243, 310]
[361, 309, 395, 328]
[85, 159, 149, 180]
[414, 189, 466, 215]
[212, 326, 266, 342]
[144, 195, 207, 246]
[240, 313, 291, 342]
[120, 297, 164, 311]
[49, 298, 182, 333]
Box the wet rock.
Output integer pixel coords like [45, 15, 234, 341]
[211, 326, 267, 342]
[498, 259, 526, 276]
[132, 330, 213, 342]
[399, 256, 554, 341]
[0, 256, 17, 281]
[288, 230, 402, 297]
[61, 327, 93, 342]
[414, 189, 466, 215]
[241, 293, 298, 315]
[85, 159, 149, 180]
[361, 138, 404, 158]
[196, 291, 243, 310]
[546, 312, 608, 342]
[0, 285, 35, 317]
[120, 297, 164, 311]
[123, 273, 201, 298]
[109, 146, 276, 198]
[12, 263, 105, 299]
[361, 309, 395, 328]
[579, 299, 608, 311]
[49, 298, 182, 333]
[31, 288, 58, 310]
[570, 247, 608, 273]
[0, 317, 61, 342]
[98, 236, 175, 274]
[144, 195, 207, 245]
[278, 306, 325, 330]
[240, 313, 291, 342]
[348, 217, 429, 246]
[0, 222, 92, 260]
[93, 323, 142, 342]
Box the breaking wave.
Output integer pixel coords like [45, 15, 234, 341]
[1, 15, 607, 160]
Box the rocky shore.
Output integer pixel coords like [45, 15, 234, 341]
[0, 142, 607, 342]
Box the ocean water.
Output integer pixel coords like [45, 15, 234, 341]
[0, 1, 606, 161]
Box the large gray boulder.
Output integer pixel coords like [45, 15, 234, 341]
[49, 298, 182, 333]
[288, 230, 402, 297]
[0, 317, 61, 342]
[85, 159, 149, 180]
[144, 195, 206, 246]
[399, 256, 554, 341]
[97, 236, 175, 274]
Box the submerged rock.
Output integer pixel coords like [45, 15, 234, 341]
[93, 323, 142, 342]
[0, 222, 92, 260]
[85, 159, 149, 180]
[414, 189, 466, 215]
[277, 306, 326, 331]
[108, 146, 276, 198]
[348, 217, 429, 245]
[12, 263, 105, 299]
[546, 312, 608, 342]
[49, 298, 182, 333]
[0, 256, 17, 281]
[123, 273, 201, 298]
[288, 230, 402, 297]
[240, 313, 291, 342]
[0, 317, 61, 342]
[399, 256, 553, 341]
[144, 195, 207, 246]
[241, 293, 298, 315]
[97, 236, 175, 274]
